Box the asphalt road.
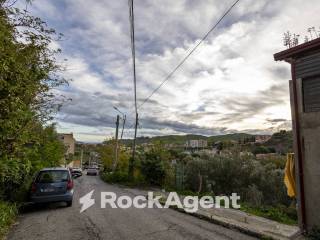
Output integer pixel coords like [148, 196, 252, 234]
[8, 175, 257, 240]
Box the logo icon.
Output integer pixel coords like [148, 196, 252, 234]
[79, 190, 95, 213]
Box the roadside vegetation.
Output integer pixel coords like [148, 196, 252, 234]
[99, 131, 297, 225]
[0, 1, 67, 237]
[0, 201, 17, 240]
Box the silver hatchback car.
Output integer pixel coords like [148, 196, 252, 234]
[86, 167, 98, 176]
[30, 168, 74, 206]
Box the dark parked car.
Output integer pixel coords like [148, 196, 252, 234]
[71, 167, 82, 178]
[86, 167, 98, 176]
[30, 168, 74, 206]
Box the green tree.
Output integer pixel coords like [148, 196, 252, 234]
[0, 1, 68, 202]
[98, 141, 130, 173]
[140, 146, 172, 186]
[0, 122, 65, 201]
[98, 142, 114, 171]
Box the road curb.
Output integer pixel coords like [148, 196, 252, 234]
[165, 203, 267, 239]
[147, 194, 295, 240]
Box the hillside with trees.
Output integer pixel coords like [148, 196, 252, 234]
[100, 137, 297, 224]
[264, 130, 293, 154]
[119, 133, 256, 146]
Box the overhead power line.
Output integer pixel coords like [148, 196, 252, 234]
[121, 0, 241, 137]
[137, 0, 241, 110]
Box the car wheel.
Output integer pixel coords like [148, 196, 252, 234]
[66, 201, 73, 207]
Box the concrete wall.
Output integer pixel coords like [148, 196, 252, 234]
[290, 77, 320, 231]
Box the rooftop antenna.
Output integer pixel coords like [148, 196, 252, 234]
[292, 34, 300, 47]
[285, 27, 320, 46]
[308, 27, 314, 40]
[283, 31, 299, 49]
[313, 27, 320, 38]
[283, 31, 292, 49]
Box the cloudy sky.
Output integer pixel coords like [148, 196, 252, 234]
[23, 0, 320, 142]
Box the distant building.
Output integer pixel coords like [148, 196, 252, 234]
[58, 133, 76, 155]
[164, 143, 174, 149]
[198, 148, 217, 156]
[140, 143, 154, 152]
[67, 160, 81, 168]
[255, 135, 271, 143]
[185, 139, 208, 149]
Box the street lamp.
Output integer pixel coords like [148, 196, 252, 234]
[113, 106, 124, 116]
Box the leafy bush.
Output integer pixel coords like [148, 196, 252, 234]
[0, 201, 17, 239]
[0, 124, 64, 202]
[100, 170, 149, 188]
[140, 151, 166, 186]
[184, 158, 209, 193]
[101, 172, 129, 183]
[182, 153, 290, 207]
[244, 184, 263, 207]
[252, 146, 275, 155]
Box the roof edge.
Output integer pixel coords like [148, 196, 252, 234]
[274, 37, 320, 62]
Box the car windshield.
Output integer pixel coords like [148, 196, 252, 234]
[37, 170, 69, 183]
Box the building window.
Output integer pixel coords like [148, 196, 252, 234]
[302, 76, 320, 113]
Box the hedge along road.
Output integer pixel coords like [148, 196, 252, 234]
[8, 174, 257, 240]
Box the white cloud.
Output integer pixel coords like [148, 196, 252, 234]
[25, 0, 320, 141]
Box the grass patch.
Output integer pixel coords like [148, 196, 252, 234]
[100, 171, 148, 188]
[240, 203, 297, 225]
[0, 201, 17, 240]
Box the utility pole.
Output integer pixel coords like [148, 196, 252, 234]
[128, 0, 138, 180]
[129, 112, 138, 179]
[80, 149, 83, 169]
[113, 106, 126, 140]
[113, 115, 120, 171]
[120, 115, 126, 140]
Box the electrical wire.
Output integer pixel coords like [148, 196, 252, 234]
[122, 0, 242, 138]
[136, 0, 241, 111]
